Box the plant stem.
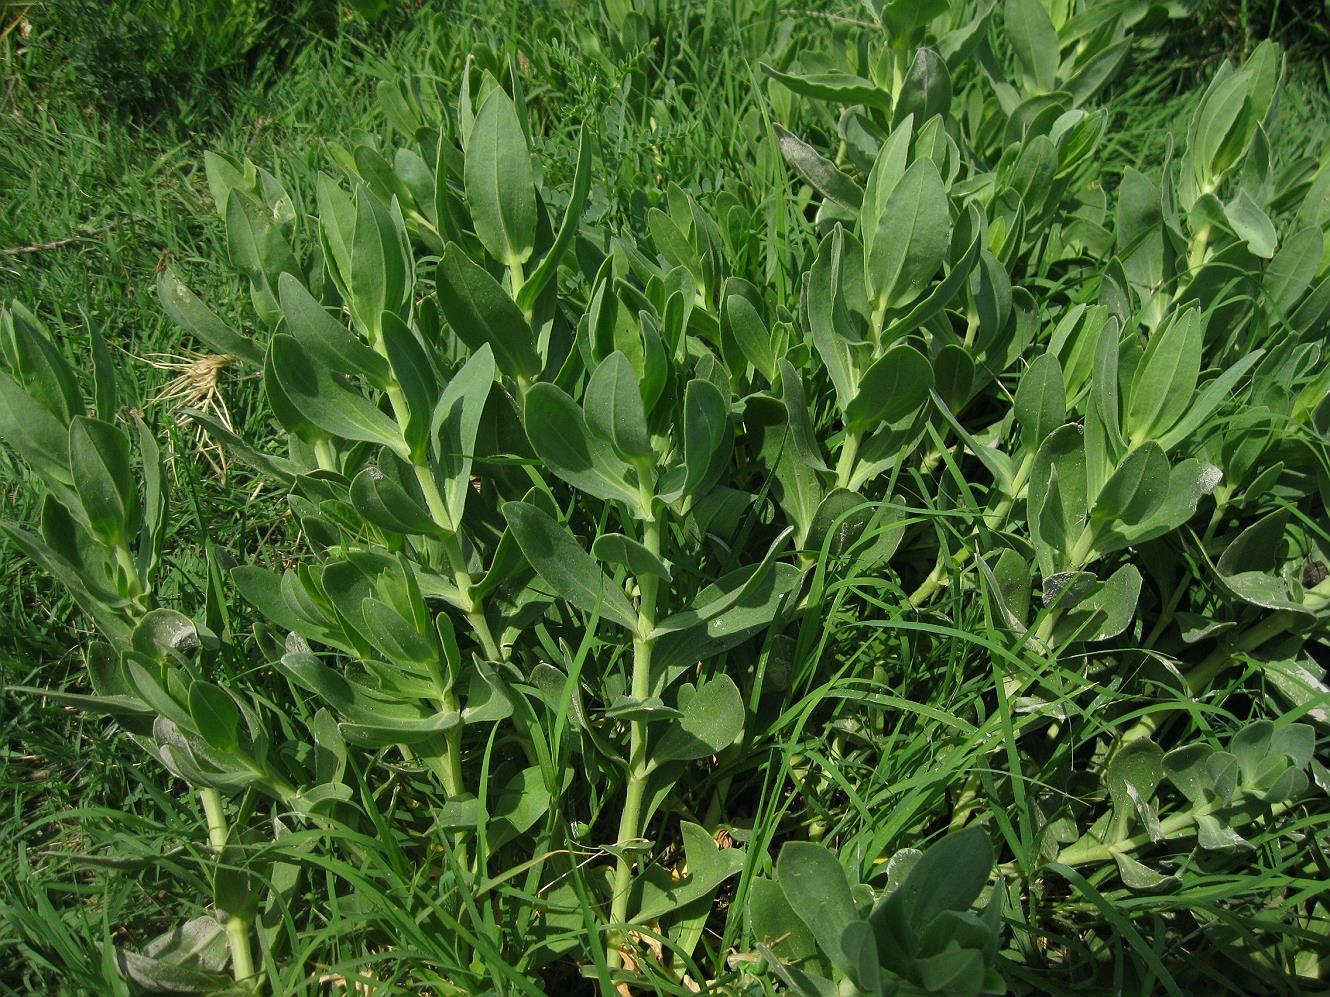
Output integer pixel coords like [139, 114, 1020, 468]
[1055, 797, 1295, 868]
[371, 343, 494, 876]
[199, 789, 256, 984]
[1187, 223, 1213, 273]
[608, 511, 662, 968]
[312, 437, 337, 472]
[113, 541, 146, 607]
[508, 258, 526, 304]
[381, 366, 502, 664]
[1118, 606, 1307, 748]
[200, 787, 229, 852]
[834, 428, 860, 490]
[906, 453, 1032, 608]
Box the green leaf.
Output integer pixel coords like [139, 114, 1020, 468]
[381, 311, 437, 460]
[517, 125, 592, 312]
[338, 709, 462, 747]
[156, 268, 264, 367]
[774, 124, 864, 211]
[653, 562, 803, 670]
[886, 826, 993, 925]
[894, 47, 952, 126]
[592, 533, 672, 581]
[523, 382, 641, 508]
[879, 0, 949, 40]
[84, 309, 118, 420]
[8, 685, 149, 720]
[266, 334, 404, 452]
[984, 548, 1032, 629]
[778, 358, 829, 471]
[360, 597, 435, 665]
[890, 202, 984, 335]
[433, 344, 495, 528]
[749, 878, 821, 964]
[69, 416, 136, 545]
[0, 370, 74, 488]
[845, 343, 933, 432]
[1188, 67, 1251, 192]
[1126, 309, 1202, 445]
[3, 302, 83, 423]
[1113, 852, 1176, 892]
[867, 157, 951, 312]
[1107, 737, 1163, 817]
[1005, 0, 1061, 92]
[226, 190, 298, 292]
[585, 351, 653, 461]
[1092, 443, 1169, 528]
[723, 293, 777, 383]
[1164, 743, 1214, 803]
[776, 842, 861, 979]
[204, 149, 255, 217]
[634, 821, 746, 922]
[114, 918, 233, 994]
[1056, 563, 1143, 642]
[465, 87, 536, 265]
[188, 682, 240, 755]
[436, 244, 542, 380]
[489, 765, 560, 848]
[1196, 814, 1248, 851]
[1225, 189, 1278, 258]
[1027, 424, 1086, 576]
[806, 489, 880, 558]
[760, 64, 891, 112]
[1264, 227, 1322, 314]
[1103, 457, 1220, 553]
[347, 187, 411, 332]
[653, 675, 744, 763]
[316, 173, 356, 299]
[1265, 659, 1330, 728]
[806, 227, 863, 413]
[863, 116, 915, 246]
[277, 272, 390, 386]
[501, 501, 638, 630]
[1015, 353, 1066, 450]
[133, 609, 202, 660]
[680, 378, 730, 498]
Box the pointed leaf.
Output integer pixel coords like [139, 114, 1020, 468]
[502, 501, 637, 630]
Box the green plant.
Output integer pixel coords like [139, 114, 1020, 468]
[4, 0, 1330, 992]
[750, 828, 1005, 996]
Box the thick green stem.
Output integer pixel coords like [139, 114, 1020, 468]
[608, 511, 662, 968]
[907, 452, 1033, 608]
[372, 341, 493, 878]
[1184, 609, 1297, 696]
[1119, 604, 1313, 748]
[199, 789, 256, 984]
[1188, 223, 1213, 273]
[834, 428, 861, 491]
[508, 258, 526, 304]
[200, 787, 229, 852]
[224, 918, 256, 987]
[312, 437, 337, 472]
[1055, 797, 1295, 868]
[114, 541, 147, 610]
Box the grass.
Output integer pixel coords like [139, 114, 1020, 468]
[1, 0, 1329, 993]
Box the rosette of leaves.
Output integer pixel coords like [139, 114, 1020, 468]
[748, 827, 1005, 996]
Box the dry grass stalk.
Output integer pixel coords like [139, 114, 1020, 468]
[144, 350, 238, 479]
